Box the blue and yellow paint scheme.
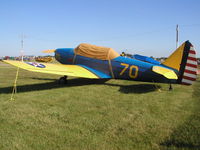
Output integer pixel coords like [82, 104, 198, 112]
[53, 47, 177, 83]
[3, 41, 198, 85]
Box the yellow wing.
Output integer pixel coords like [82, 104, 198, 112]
[3, 60, 99, 79]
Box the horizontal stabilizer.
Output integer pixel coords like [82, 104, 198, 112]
[152, 66, 178, 79]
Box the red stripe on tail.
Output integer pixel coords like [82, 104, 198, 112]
[189, 50, 196, 54]
[187, 57, 197, 61]
[184, 69, 197, 75]
[182, 76, 196, 81]
[186, 63, 197, 68]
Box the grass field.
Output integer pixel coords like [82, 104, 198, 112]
[0, 61, 200, 150]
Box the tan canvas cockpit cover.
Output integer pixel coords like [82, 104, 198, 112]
[74, 43, 120, 60]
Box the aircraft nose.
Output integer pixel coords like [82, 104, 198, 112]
[55, 48, 74, 63]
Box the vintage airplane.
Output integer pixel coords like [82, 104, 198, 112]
[3, 41, 198, 88]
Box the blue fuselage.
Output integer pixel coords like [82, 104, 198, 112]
[55, 48, 176, 83]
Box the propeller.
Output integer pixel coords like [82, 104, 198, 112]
[42, 49, 56, 53]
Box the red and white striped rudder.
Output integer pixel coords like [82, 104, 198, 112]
[181, 44, 198, 85]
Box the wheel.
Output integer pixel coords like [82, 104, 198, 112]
[58, 76, 68, 84]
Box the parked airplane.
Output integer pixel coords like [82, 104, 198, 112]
[3, 41, 198, 88]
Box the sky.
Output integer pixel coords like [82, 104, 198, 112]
[0, 0, 200, 57]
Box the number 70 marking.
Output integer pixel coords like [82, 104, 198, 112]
[119, 63, 138, 79]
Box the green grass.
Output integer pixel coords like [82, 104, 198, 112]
[0, 61, 200, 150]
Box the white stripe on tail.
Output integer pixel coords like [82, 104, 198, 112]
[181, 45, 197, 85]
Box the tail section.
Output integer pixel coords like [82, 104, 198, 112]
[162, 41, 198, 85]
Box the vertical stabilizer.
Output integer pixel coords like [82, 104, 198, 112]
[162, 41, 198, 85]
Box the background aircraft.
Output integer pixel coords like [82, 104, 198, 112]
[3, 41, 198, 88]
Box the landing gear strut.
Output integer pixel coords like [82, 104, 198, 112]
[169, 82, 173, 91]
[58, 75, 68, 84]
